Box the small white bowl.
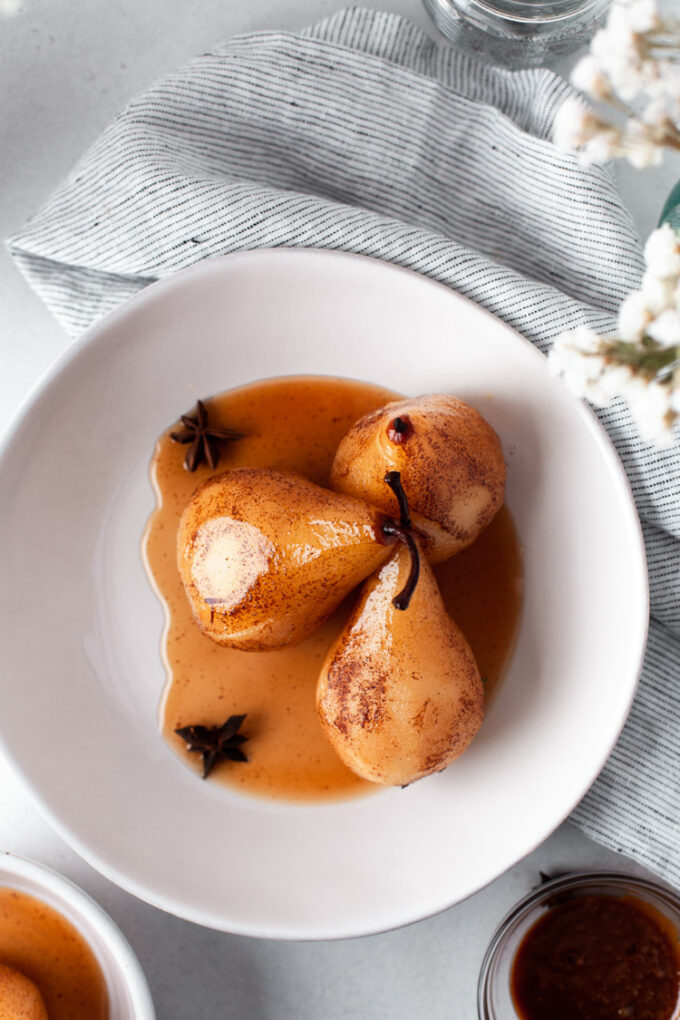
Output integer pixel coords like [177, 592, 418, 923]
[0, 852, 155, 1019]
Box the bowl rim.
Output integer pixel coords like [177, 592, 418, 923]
[0, 851, 155, 1019]
[477, 869, 680, 1019]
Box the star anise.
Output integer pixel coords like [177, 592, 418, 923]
[170, 399, 244, 472]
[175, 714, 249, 779]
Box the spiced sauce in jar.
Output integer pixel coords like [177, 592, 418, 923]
[511, 893, 680, 1020]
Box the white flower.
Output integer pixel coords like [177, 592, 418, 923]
[644, 224, 680, 277]
[655, 66, 680, 118]
[642, 61, 666, 101]
[602, 5, 638, 51]
[550, 309, 680, 445]
[640, 269, 677, 314]
[625, 0, 660, 34]
[583, 361, 635, 405]
[553, 99, 600, 150]
[557, 0, 679, 168]
[596, 363, 635, 402]
[622, 122, 664, 166]
[618, 290, 654, 340]
[647, 308, 680, 346]
[626, 377, 675, 444]
[570, 55, 612, 100]
[581, 127, 621, 163]
[564, 324, 604, 353]
[547, 343, 588, 380]
[548, 331, 607, 398]
[592, 12, 643, 98]
[641, 96, 672, 127]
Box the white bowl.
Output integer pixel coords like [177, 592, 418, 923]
[0, 249, 648, 938]
[0, 852, 155, 1017]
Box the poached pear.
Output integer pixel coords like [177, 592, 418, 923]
[177, 467, 395, 650]
[316, 534, 484, 786]
[0, 964, 48, 1020]
[330, 394, 506, 562]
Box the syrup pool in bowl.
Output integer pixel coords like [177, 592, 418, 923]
[143, 375, 523, 803]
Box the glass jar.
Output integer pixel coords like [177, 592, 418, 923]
[421, 0, 611, 66]
[477, 871, 680, 1019]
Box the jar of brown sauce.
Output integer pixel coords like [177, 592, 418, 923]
[478, 872, 680, 1020]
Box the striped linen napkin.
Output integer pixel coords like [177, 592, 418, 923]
[9, 8, 680, 885]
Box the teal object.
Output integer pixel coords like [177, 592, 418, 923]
[659, 179, 680, 233]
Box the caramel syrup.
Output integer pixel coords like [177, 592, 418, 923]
[511, 894, 680, 1020]
[143, 376, 523, 802]
[0, 887, 108, 1019]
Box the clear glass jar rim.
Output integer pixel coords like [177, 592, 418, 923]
[459, 0, 608, 24]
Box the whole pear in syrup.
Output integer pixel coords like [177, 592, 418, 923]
[316, 534, 484, 786]
[317, 473, 484, 786]
[330, 394, 506, 562]
[177, 467, 396, 650]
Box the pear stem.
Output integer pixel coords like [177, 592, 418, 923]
[384, 470, 412, 529]
[381, 521, 421, 610]
[381, 471, 420, 609]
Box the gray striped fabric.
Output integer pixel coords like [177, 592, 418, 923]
[8, 8, 680, 885]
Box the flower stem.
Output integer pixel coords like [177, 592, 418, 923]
[609, 340, 679, 377]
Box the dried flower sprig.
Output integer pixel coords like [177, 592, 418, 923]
[548, 224, 680, 445]
[554, 0, 680, 166]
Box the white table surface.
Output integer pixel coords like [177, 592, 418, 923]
[2, 2, 679, 1017]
